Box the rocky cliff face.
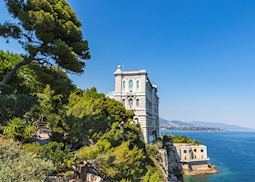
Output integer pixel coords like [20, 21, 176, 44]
[157, 136, 183, 182]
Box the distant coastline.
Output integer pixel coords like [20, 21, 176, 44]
[160, 126, 222, 131]
[160, 118, 254, 132]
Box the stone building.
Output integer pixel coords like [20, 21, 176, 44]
[174, 144, 209, 163]
[174, 143, 213, 172]
[113, 65, 159, 143]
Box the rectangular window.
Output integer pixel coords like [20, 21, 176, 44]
[136, 80, 139, 89]
[129, 80, 133, 90]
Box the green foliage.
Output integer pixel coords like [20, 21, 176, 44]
[67, 88, 133, 122]
[0, 92, 37, 124]
[0, 139, 54, 182]
[193, 140, 202, 145]
[0, 50, 22, 79]
[172, 135, 201, 145]
[143, 167, 163, 182]
[65, 88, 134, 147]
[146, 144, 161, 161]
[24, 142, 74, 173]
[3, 118, 35, 142]
[0, 50, 75, 96]
[76, 122, 163, 181]
[0, 50, 75, 124]
[0, 0, 90, 84]
[0, 46, 163, 181]
[101, 141, 146, 180]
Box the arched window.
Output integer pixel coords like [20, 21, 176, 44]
[122, 99, 125, 105]
[128, 99, 133, 106]
[129, 80, 133, 90]
[136, 80, 139, 89]
[136, 99, 139, 106]
[122, 80, 126, 89]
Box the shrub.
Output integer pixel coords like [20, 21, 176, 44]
[24, 142, 74, 173]
[0, 139, 54, 182]
[3, 118, 35, 142]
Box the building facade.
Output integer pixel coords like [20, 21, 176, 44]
[173, 143, 214, 172]
[174, 144, 209, 163]
[113, 65, 159, 143]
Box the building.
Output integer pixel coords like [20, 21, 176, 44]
[113, 65, 159, 143]
[174, 143, 211, 171]
[174, 144, 209, 162]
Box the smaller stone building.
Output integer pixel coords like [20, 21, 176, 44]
[174, 144, 209, 163]
[174, 143, 214, 173]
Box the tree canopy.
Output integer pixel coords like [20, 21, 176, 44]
[0, 1, 165, 181]
[0, 0, 90, 84]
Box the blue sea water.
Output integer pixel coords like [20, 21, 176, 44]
[161, 131, 255, 182]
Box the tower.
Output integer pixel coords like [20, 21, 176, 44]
[114, 65, 159, 143]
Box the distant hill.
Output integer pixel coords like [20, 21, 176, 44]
[191, 121, 253, 131]
[160, 118, 194, 128]
[160, 118, 253, 131]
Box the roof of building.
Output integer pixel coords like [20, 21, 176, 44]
[174, 143, 207, 148]
[114, 65, 158, 93]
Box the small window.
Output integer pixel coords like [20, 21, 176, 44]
[128, 99, 133, 106]
[122, 99, 125, 105]
[136, 80, 139, 89]
[184, 157, 187, 160]
[195, 155, 197, 159]
[201, 149, 204, 152]
[123, 80, 126, 89]
[136, 99, 139, 106]
[194, 149, 197, 152]
[184, 150, 187, 153]
[129, 80, 133, 90]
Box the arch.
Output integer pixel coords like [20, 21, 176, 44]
[129, 80, 133, 90]
[152, 130, 157, 138]
[136, 99, 139, 106]
[128, 98, 133, 106]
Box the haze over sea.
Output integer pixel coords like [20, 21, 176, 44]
[161, 130, 255, 182]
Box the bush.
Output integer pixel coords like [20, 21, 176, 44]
[76, 122, 163, 181]
[0, 139, 54, 182]
[171, 135, 202, 145]
[24, 142, 74, 173]
[3, 118, 35, 142]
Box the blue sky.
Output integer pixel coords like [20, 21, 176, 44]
[1, 0, 255, 128]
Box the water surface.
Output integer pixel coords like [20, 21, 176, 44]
[161, 131, 255, 182]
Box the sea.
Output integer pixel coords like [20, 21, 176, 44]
[160, 130, 255, 182]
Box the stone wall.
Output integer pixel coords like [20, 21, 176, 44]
[157, 139, 183, 182]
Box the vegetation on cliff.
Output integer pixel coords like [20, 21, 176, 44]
[0, 137, 55, 182]
[0, 1, 164, 181]
[0, 51, 164, 181]
[162, 135, 201, 145]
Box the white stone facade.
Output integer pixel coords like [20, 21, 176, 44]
[174, 144, 209, 163]
[113, 65, 159, 143]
